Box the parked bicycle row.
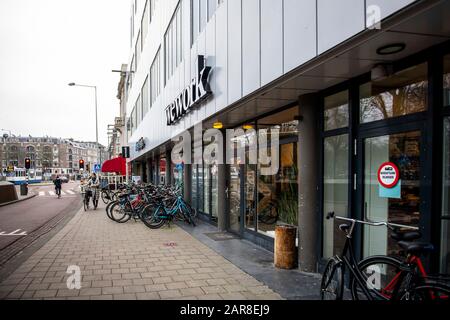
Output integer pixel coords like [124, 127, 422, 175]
[98, 182, 197, 229]
[321, 212, 450, 301]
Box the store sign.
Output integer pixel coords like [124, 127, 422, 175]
[135, 138, 146, 152]
[378, 162, 400, 189]
[122, 146, 130, 159]
[165, 55, 212, 126]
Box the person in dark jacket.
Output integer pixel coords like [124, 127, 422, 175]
[54, 175, 62, 199]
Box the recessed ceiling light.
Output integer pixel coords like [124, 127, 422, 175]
[377, 43, 406, 55]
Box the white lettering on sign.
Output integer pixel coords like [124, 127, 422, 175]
[378, 162, 400, 189]
[165, 55, 212, 126]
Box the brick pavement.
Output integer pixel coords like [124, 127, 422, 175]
[0, 204, 283, 300]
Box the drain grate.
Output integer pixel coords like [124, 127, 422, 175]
[205, 232, 240, 242]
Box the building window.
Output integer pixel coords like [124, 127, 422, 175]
[322, 134, 349, 258]
[136, 31, 142, 65]
[150, 0, 156, 21]
[191, 0, 220, 45]
[150, 49, 161, 105]
[165, 4, 182, 84]
[360, 63, 428, 124]
[141, 0, 149, 47]
[131, 108, 136, 134]
[136, 95, 142, 126]
[324, 90, 349, 131]
[142, 76, 149, 118]
[208, 0, 217, 21]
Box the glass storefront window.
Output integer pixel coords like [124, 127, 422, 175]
[324, 90, 349, 131]
[191, 165, 198, 210]
[444, 55, 450, 107]
[257, 106, 299, 140]
[323, 134, 349, 259]
[173, 163, 184, 192]
[257, 143, 298, 238]
[441, 118, 450, 273]
[360, 63, 428, 124]
[159, 157, 167, 185]
[211, 164, 219, 221]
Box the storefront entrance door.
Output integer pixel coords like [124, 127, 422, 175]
[361, 129, 423, 258]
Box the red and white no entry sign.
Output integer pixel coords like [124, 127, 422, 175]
[378, 162, 400, 189]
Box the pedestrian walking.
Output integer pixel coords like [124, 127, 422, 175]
[53, 175, 62, 199]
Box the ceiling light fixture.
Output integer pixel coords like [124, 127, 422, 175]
[376, 43, 406, 55]
[213, 122, 223, 129]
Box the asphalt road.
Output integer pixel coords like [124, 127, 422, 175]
[0, 182, 82, 252]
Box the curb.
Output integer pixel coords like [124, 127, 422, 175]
[0, 193, 37, 208]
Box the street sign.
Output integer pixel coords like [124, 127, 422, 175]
[378, 162, 400, 189]
[122, 146, 130, 159]
[94, 164, 101, 173]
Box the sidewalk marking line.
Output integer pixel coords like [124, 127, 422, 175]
[49, 191, 56, 196]
[66, 190, 75, 195]
[0, 229, 28, 237]
[61, 191, 66, 196]
[39, 192, 45, 196]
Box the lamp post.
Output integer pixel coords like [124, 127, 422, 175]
[68, 83, 101, 170]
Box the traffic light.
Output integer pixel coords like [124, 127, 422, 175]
[79, 159, 85, 170]
[25, 158, 31, 170]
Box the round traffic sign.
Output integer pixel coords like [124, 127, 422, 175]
[377, 162, 400, 189]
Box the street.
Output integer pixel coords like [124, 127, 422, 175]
[0, 182, 82, 266]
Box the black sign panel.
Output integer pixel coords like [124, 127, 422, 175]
[122, 146, 130, 159]
[165, 55, 212, 126]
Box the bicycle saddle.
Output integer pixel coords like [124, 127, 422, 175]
[397, 241, 434, 255]
[391, 231, 422, 242]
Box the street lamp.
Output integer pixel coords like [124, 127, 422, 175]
[68, 83, 101, 169]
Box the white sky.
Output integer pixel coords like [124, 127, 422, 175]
[0, 0, 130, 146]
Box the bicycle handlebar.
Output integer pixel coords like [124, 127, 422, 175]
[326, 212, 419, 231]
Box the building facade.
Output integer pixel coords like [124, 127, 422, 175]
[125, 0, 450, 274]
[108, 64, 130, 160]
[0, 136, 107, 179]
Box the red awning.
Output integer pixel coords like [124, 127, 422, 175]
[101, 157, 126, 176]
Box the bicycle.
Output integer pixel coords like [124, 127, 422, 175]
[321, 212, 427, 300]
[81, 185, 91, 212]
[350, 229, 450, 301]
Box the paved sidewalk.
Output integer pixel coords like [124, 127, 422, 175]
[0, 203, 282, 300]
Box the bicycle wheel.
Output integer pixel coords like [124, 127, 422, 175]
[105, 201, 117, 221]
[140, 206, 166, 229]
[350, 255, 403, 301]
[321, 257, 344, 300]
[402, 283, 450, 301]
[109, 202, 131, 223]
[101, 191, 110, 205]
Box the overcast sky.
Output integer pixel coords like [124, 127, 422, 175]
[0, 0, 130, 146]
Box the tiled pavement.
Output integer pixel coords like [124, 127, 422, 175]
[0, 203, 283, 300]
